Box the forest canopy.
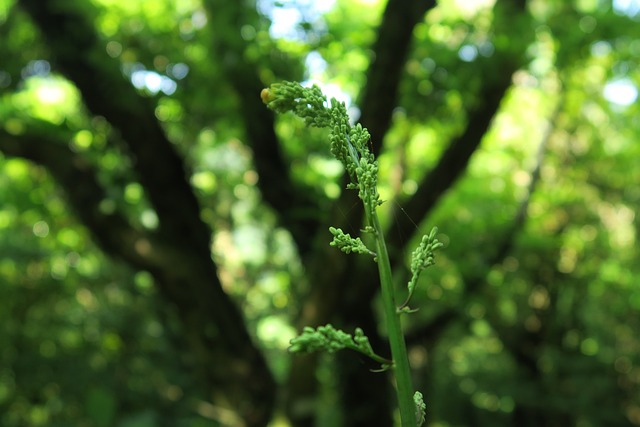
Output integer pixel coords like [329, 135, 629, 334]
[0, 0, 639, 426]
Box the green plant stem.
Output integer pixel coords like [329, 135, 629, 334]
[368, 211, 416, 427]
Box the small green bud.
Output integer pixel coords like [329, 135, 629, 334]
[260, 88, 275, 104]
[414, 391, 426, 426]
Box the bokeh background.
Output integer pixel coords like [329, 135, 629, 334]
[0, 0, 639, 426]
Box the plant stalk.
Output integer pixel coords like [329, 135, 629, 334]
[369, 210, 416, 427]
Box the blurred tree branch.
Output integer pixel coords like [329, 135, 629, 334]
[202, 0, 322, 256]
[360, 0, 437, 146]
[13, 1, 276, 424]
[0, 123, 156, 268]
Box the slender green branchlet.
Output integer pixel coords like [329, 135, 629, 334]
[329, 226, 377, 257]
[262, 81, 444, 427]
[400, 226, 444, 312]
[289, 324, 392, 368]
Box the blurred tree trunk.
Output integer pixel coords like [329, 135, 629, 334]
[13, 1, 277, 425]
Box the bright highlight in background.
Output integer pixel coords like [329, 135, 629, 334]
[603, 79, 639, 106]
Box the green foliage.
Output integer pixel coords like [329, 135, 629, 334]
[1, 0, 639, 426]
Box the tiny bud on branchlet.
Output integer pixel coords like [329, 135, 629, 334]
[260, 88, 272, 104]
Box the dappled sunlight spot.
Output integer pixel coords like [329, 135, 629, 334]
[512, 169, 531, 188]
[498, 299, 517, 324]
[458, 44, 478, 62]
[614, 0, 640, 16]
[454, 207, 473, 223]
[3, 118, 24, 135]
[408, 345, 428, 369]
[579, 15, 597, 33]
[140, 209, 158, 229]
[528, 285, 550, 310]
[145, 320, 164, 338]
[124, 182, 143, 204]
[402, 179, 417, 196]
[470, 319, 491, 338]
[58, 328, 82, 350]
[35, 83, 65, 104]
[243, 169, 259, 186]
[134, 238, 152, 257]
[451, 0, 496, 20]
[627, 405, 640, 426]
[155, 98, 183, 122]
[200, 139, 250, 175]
[101, 332, 123, 352]
[308, 154, 343, 178]
[32, 220, 49, 238]
[240, 24, 257, 41]
[105, 40, 122, 57]
[259, 0, 335, 41]
[212, 230, 237, 264]
[273, 292, 288, 309]
[305, 51, 327, 75]
[467, 303, 485, 319]
[440, 272, 459, 290]
[65, 252, 81, 268]
[167, 62, 189, 80]
[71, 129, 93, 151]
[233, 183, 251, 200]
[563, 329, 581, 349]
[257, 316, 296, 349]
[597, 202, 636, 250]
[104, 283, 130, 307]
[26, 261, 45, 280]
[197, 128, 217, 146]
[580, 337, 599, 356]
[487, 269, 503, 287]
[427, 283, 443, 300]
[471, 391, 501, 412]
[161, 384, 184, 402]
[459, 377, 477, 394]
[558, 246, 577, 273]
[579, 224, 598, 243]
[323, 181, 341, 199]
[75, 254, 102, 279]
[10, 76, 81, 125]
[76, 288, 97, 310]
[134, 271, 154, 293]
[191, 171, 217, 193]
[131, 69, 177, 95]
[195, 400, 243, 426]
[615, 356, 633, 374]
[50, 257, 68, 280]
[233, 225, 268, 265]
[489, 176, 505, 193]
[57, 227, 81, 247]
[604, 78, 639, 106]
[581, 101, 609, 129]
[0, 259, 17, 286]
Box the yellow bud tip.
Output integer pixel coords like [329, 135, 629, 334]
[260, 88, 272, 104]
